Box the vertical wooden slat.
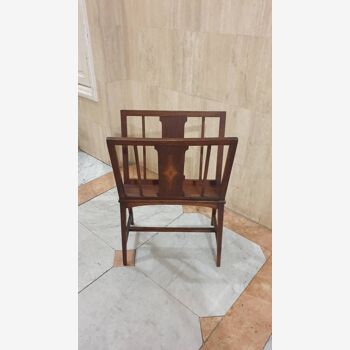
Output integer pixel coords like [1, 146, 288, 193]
[220, 140, 238, 197]
[106, 141, 126, 198]
[199, 116, 205, 180]
[121, 111, 130, 183]
[215, 113, 226, 184]
[133, 145, 144, 196]
[201, 145, 211, 196]
[142, 115, 147, 179]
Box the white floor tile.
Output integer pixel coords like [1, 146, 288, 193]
[78, 150, 112, 185]
[79, 268, 202, 350]
[78, 223, 114, 291]
[136, 213, 266, 317]
[79, 188, 183, 250]
[78, 189, 121, 249]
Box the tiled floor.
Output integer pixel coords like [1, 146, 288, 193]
[79, 268, 202, 350]
[136, 213, 265, 317]
[202, 256, 272, 350]
[263, 336, 272, 350]
[78, 223, 114, 292]
[78, 151, 272, 349]
[79, 187, 183, 250]
[78, 150, 112, 185]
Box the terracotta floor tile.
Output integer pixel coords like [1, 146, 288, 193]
[78, 172, 115, 205]
[204, 295, 271, 350]
[78, 165, 157, 206]
[200, 317, 223, 342]
[244, 274, 272, 304]
[204, 258, 272, 350]
[113, 250, 136, 267]
[254, 257, 272, 281]
[261, 247, 271, 259]
[222, 210, 272, 252]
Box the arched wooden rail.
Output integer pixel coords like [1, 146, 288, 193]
[107, 110, 238, 267]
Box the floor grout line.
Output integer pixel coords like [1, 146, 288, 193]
[129, 211, 216, 322]
[202, 256, 272, 347]
[78, 266, 114, 294]
[135, 266, 202, 319]
[80, 207, 184, 260]
[199, 321, 205, 344]
[78, 183, 116, 206]
[78, 149, 112, 170]
[79, 207, 196, 314]
[79, 221, 117, 251]
[262, 334, 272, 349]
[78, 163, 271, 349]
[132, 209, 262, 322]
[198, 208, 271, 253]
[133, 209, 185, 250]
[79, 180, 271, 348]
[129, 212, 194, 315]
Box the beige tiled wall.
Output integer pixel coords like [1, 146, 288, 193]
[78, 0, 272, 228]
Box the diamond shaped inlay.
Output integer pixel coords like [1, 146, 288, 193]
[163, 156, 178, 187]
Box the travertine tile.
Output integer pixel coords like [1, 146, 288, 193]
[234, 0, 272, 37]
[105, 81, 125, 135]
[102, 25, 128, 82]
[226, 35, 271, 113]
[173, 0, 272, 37]
[78, 117, 110, 164]
[79, 0, 272, 231]
[224, 107, 254, 167]
[200, 316, 222, 342]
[84, 0, 108, 82]
[119, 0, 174, 30]
[191, 32, 235, 102]
[173, 0, 202, 32]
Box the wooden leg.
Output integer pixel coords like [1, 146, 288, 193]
[120, 204, 127, 266]
[212, 208, 218, 240]
[216, 205, 224, 267]
[128, 208, 134, 225]
[211, 208, 216, 225]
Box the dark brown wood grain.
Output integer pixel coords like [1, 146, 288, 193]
[107, 110, 238, 267]
[155, 144, 189, 197]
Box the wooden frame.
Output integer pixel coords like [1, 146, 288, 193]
[78, 0, 98, 101]
[107, 110, 238, 267]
